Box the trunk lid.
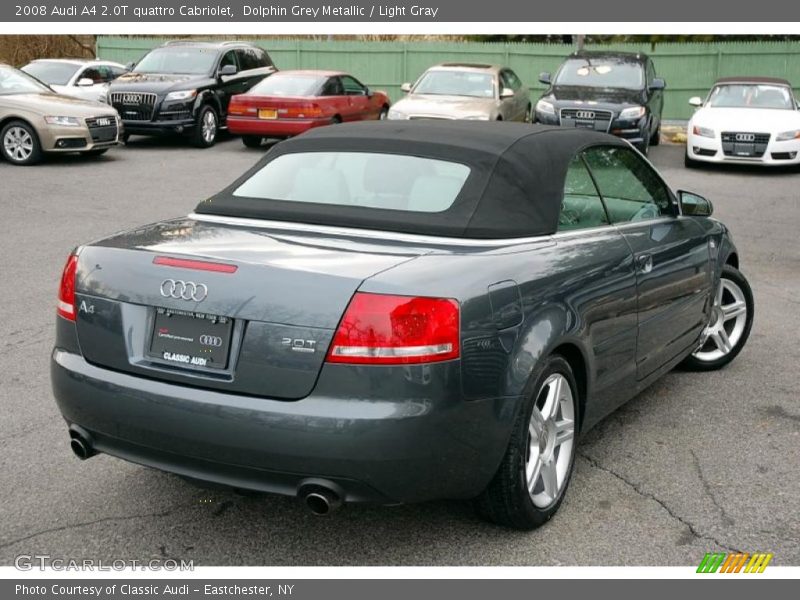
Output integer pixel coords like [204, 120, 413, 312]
[73, 217, 425, 399]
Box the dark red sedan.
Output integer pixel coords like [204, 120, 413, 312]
[228, 70, 391, 147]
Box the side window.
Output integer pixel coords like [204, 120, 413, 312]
[219, 50, 238, 71]
[559, 155, 609, 231]
[79, 67, 108, 84]
[341, 76, 366, 96]
[505, 69, 523, 90]
[110, 66, 127, 79]
[236, 47, 268, 71]
[582, 146, 673, 223]
[321, 77, 344, 96]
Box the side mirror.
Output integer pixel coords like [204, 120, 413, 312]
[538, 72, 551, 85]
[77, 78, 95, 87]
[218, 64, 237, 78]
[649, 78, 666, 91]
[500, 87, 515, 99]
[400, 82, 412, 93]
[125, 61, 136, 70]
[689, 96, 703, 107]
[364, 86, 373, 97]
[678, 190, 713, 217]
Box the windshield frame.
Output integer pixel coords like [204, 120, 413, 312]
[0, 66, 54, 95]
[704, 82, 797, 111]
[553, 57, 645, 91]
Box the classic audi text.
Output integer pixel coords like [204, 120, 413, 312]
[51, 122, 753, 529]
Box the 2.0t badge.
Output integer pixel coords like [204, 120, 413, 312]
[160, 279, 208, 302]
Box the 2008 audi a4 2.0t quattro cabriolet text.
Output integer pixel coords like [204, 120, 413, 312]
[51, 122, 754, 529]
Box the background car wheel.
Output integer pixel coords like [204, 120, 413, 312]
[475, 354, 578, 530]
[331, 115, 342, 125]
[378, 106, 389, 120]
[241, 135, 263, 148]
[650, 122, 661, 146]
[191, 106, 218, 148]
[525, 103, 533, 123]
[684, 152, 699, 168]
[637, 134, 650, 155]
[1, 120, 43, 166]
[82, 148, 108, 157]
[681, 265, 753, 371]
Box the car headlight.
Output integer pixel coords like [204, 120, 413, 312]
[44, 116, 82, 127]
[776, 129, 800, 141]
[387, 109, 408, 120]
[535, 100, 555, 115]
[619, 105, 646, 119]
[692, 125, 715, 138]
[165, 90, 197, 102]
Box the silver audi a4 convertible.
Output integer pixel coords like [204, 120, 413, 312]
[51, 121, 753, 529]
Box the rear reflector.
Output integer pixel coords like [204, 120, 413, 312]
[326, 293, 460, 365]
[57, 254, 78, 321]
[153, 256, 238, 273]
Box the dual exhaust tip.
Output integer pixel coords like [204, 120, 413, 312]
[66, 427, 344, 515]
[68, 426, 95, 460]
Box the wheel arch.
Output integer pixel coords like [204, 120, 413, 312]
[550, 342, 588, 429]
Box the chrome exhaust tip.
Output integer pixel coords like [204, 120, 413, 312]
[298, 480, 343, 515]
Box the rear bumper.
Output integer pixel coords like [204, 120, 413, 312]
[227, 116, 330, 137]
[51, 348, 518, 504]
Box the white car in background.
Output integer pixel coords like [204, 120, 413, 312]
[686, 76, 800, 167]
[21, 59, 128, 104]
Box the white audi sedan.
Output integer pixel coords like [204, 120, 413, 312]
[22, 59, 127, 104]
[685, 76, 800, 167]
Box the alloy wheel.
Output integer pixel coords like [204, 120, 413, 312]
[3, 127, 34, 162]
[526, 373, 576, 508]
[202, 111, 217, 143]
[692, 277, 748, 362]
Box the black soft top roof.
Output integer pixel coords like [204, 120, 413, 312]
[196, 121, 627, 239]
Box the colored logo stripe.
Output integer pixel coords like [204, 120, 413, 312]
[697, 552, 773, 573]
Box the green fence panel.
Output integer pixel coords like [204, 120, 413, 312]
[96, 38, 800, 120]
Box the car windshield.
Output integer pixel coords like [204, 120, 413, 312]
[707, 84, 794, 110]
[133, 47, 218, 75]
[555, 58, 644, 90]
[0, 67, 52, 95]
[233, 152, 471, 213]
[413, 70, 495, 98]
[21, 61, 79, 86]
[250, 74, 326, 97]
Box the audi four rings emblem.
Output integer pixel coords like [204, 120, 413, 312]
[199, 335, 223, 347]
[735, 133, 756, 142]
[160, 279, 208, 302]
[575, 110, 595, 119]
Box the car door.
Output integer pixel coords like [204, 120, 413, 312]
[340, 75, 371, 121]
[582, 145, 713, 380]
[319, 77, 348, 120]
[216, 50, 248, 117]
[73, 65, 111, 101]
[646, 59, 663, 134]
[497, 70, 517, 120]
[554, 153, 639, 423]
[502, 69, 527, 121]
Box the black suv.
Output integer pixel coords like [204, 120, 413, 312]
[109, 41, 276, 147]
[533, 51, 665, 154]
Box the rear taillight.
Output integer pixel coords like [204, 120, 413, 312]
[279, 104, 323, 118]
[57, 254, 78, 321]
[326, 293, 460, 365]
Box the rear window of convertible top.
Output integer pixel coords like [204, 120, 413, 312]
[232, 151, 471, 213]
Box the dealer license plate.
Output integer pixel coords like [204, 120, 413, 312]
[148, 308, 233, 370]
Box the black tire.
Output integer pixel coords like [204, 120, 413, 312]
[475, 354, 579, 530]
[378, 106, 389, 120]
[525, 103, 533, 123]
[191, 105, 218, 148]
[650, 121, 661, 146]
[636, 132, 650, 156]
[241, 135, 263, 148]
[680, 265, 754, 372]
[121, 133, 130, 144]
[684, 151, 699, 169]
[331, 115, 342, 125]
[82, 148, 108, 157]
[1, 120, 43, 166]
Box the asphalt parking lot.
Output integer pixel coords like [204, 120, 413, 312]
[0, 137, 798, 566]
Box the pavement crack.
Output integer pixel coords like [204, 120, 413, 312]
[690, 449, 736, 526]
[579, 452, 739, 553]
[0, 501, 196, 551]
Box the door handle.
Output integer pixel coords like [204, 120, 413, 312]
[636, 253, 653, 274]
